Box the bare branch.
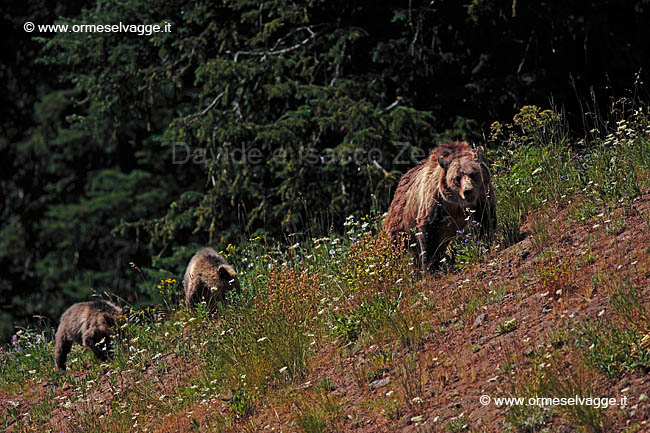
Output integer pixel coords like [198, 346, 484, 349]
[382, 96, 402, 113]
[230, 30, 320, 62]
[270, 26, 316, 51]
[164, 47, 195, 72]
[373, 159, 389, 176]
[184, 91, 225, 125]
[517, 33, 533, 75]
[330, 39, 347, 86]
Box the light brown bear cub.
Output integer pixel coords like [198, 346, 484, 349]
[54, 300, 124, 370]
[183, 248, 240, 310]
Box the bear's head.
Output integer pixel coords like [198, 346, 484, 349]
[438, 146, 487, 207]
[209, 264, 241, 298]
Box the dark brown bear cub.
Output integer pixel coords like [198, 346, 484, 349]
[54, 300, 124, 370]
[183, 248, 240, 311]
[383, 141, 496, 272]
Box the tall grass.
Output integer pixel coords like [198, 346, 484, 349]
[198, 216, 417, 407]
[0, 328, 62, 392]
[578, 277, 650, 377]
[490, 103, 650, 246]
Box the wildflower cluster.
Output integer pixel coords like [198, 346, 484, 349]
[0, 328, 55, 391]
[343, 214, 373, 244]
[598, 107, 650, 146]
[218, 243, 237, 258]
[156, 278, 178, 308]
[452, 217, 488, 270]
[490, 105, 563, 146]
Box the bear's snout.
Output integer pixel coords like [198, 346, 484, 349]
[460, 176, 476, 202]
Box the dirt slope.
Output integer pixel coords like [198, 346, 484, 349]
[2, 193, 650, 432]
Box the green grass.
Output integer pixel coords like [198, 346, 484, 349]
[578, 279, 650, 377]
[497, 318, 518, 335]
[295, 395, 341, 433]
[504, 265, 650, 431]
[491, 104, 650, 247]
[502, 345, 608, 433]
[0, 328, 58, 392]
[446, 412, 469, 432]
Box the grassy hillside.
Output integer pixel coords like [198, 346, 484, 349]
[2, 103, 650, 432]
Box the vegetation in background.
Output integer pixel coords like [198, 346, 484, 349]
[3, 0, 650, 340]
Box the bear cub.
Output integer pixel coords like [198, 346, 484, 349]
[183, 248, 240, 311]
[54, 300, 125, 370]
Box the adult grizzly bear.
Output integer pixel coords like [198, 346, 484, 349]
[382, 141, 496, 272]
[183, 248, 240, 310]
[54, 300, 125, 370]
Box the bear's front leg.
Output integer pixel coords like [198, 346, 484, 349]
[415, 223, 433, 272]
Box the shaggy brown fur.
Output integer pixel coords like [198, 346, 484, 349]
[183, 248, 241, 310]
[54, 300, 124, 370]
[383, 141, 496, 272]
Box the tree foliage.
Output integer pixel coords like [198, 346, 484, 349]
[2, 0, 650, 340]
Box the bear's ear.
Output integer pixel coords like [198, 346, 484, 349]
[438, 156, 450, 170]
[218, 265, 233, 281]
[104, 313, 116, 327]
[475, 146, 485, 163]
